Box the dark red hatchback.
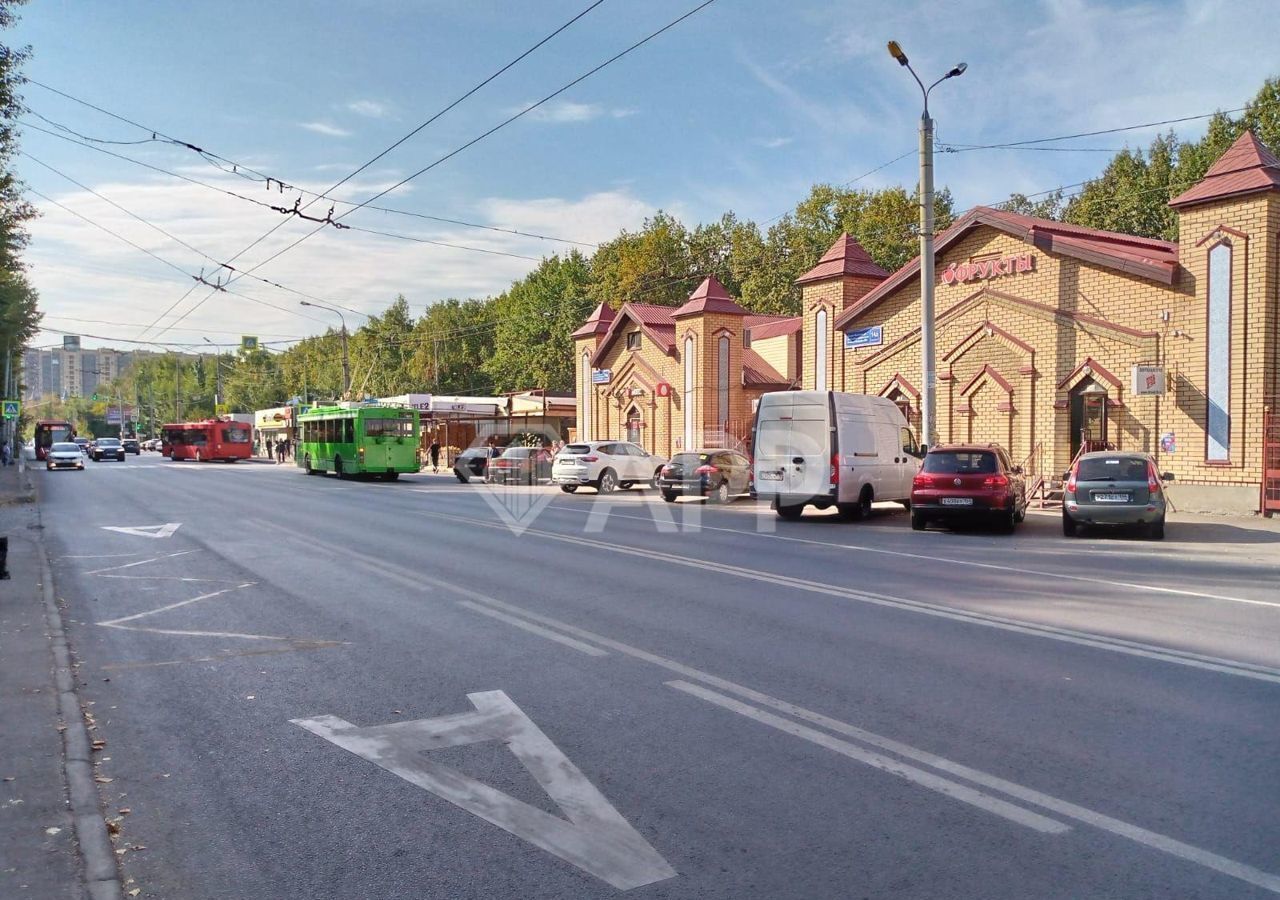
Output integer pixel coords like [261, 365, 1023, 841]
[910, 444, 1027, 532]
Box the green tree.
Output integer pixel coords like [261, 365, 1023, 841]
[484, 251, 593, 393]
[409, 297, 498, 395]
[349, 295, 417, 398]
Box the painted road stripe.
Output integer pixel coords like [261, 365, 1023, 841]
[429, 511, 1280, 685]
[666, 680, 1069, 834]
[458, 601, 608, 657]
[259, 526, 1280, 894]
[98, 584, 257, 627]
[85, 549, 199, 575]
[537, 502, 1280, 610]
[459, 596, 1280, 896]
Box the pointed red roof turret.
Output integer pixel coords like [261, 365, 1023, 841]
[673, 276, 748, 317]
[1169, 131, 1280, 209]
[796, 233, 890, 285]
[571, 301, 616, 339]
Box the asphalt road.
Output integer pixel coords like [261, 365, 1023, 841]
[35, 453, 1280, 899]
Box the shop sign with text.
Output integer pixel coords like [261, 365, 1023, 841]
[941, 253, 1035, 286]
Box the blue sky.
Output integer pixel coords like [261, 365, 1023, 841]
[12, 0, 1278, 350]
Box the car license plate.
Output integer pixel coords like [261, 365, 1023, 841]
[1095, 493, 1130, 502]
[759, 471, 783, 481]
[940, 497, 973, 506]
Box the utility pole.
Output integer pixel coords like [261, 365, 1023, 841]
[886, 41, 967, 449]
[175, 355, 182, 422]
[298, 301, 350, 399]
[203, 338, 223, 408]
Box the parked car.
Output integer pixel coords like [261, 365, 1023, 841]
[910, 444, 1027, 532]
[453, 446, 500, 483]
[122, 438, 140, 455]
[488, 446, 554, 485]
[45, 441, 85, 471]
[658, 448, 751, 503]
[552, 441, 667, 494]
[752, 390, 921, 520]
[91, 437, 126, 462]
[73, 437, 90, 455]
[1062, 451, 1171, 539]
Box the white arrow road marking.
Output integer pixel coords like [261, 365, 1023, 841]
[292, 691, 676, 891]
[100, 523, 182, 539]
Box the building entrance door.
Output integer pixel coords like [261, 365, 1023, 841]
[1069, 379, 1109, 459]
[626, 407, 642, 444]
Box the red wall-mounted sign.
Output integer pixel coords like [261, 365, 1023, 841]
[941, 253, 1035, 286]
[655, 382, 672, 398]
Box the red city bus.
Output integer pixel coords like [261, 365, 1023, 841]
[34, 419, 74, 461]
[160, 418, 252, 462]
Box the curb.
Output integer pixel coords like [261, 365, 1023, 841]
[36, 517, 124, 900]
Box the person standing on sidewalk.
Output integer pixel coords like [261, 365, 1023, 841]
[429, 439, 440, 473]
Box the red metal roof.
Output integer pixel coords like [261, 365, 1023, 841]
[570, 301, 616, 339]
[745, 315, 802, 340]
[742, 348, 790, 387]
[796, 233, 890, 285]
[673, 276, 749, 317]
[588, 302, 678, 366]
[1169, 131, 1280, 209]
[833, 206, 1180, 331]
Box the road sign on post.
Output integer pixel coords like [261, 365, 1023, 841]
[1, 400, 19, 419]
[241, 335, 259, 351]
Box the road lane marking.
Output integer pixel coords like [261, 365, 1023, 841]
[535, 503, 1280, 609]
[85, 549, 199, 575]
[101, 640, 344, 671]
[458, 601, 608, 656]
[292, 691, 676, 891]
[98, 584, 257, 626]
[448, 595, 1280, 896]
[100, 523, 182, 539]
[665, 680, 1069, 834]
[426, 511, 1280, 685]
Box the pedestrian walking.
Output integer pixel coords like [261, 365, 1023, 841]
[1, 441, 10, 467]
[429, 439, 440, 473]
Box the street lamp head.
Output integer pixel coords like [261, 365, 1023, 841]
[886, 40, 908, 66]
[946, 62, 968, 79]
[299, 300, 312, 307]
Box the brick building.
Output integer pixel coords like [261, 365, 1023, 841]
[572, 131, 1280, 513]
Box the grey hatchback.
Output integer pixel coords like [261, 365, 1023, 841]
[1062, 451, 1173, 539]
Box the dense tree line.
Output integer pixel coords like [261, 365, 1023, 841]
[89, 77, 1278, 415]
[1, 0, 40, 431]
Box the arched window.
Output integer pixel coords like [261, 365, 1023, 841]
[683, 336, 695, 449]
[1206, 241, 1232, 461]
[814, 308, 829, 392]
[581, 351, 592, 442]
[717, 334, 731, 431]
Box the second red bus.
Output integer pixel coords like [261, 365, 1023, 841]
[160, 419, 252, 462]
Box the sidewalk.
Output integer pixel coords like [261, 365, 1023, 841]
[0, 462, 119, 899]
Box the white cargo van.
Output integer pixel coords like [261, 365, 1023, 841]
[751, 391, 922, 520]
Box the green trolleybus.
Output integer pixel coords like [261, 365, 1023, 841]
[296, 404, 421, 480]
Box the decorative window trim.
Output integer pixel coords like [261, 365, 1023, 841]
[1204, 239, 1233, 463]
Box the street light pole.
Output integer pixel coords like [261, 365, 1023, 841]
[887, 41, 966, 450]
[203, 337, 223, 408]
[299, 301, 350, 399]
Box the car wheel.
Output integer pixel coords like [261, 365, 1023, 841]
[170, 451, 178, 462]
[1148, 517, 1165, 540]
[560, 485, 578, 494]
[305, 455, 317, 475]
[455, 471, 468, 484]
[661, 489, 677, 503]
[1062, 511, 1078, 537]
[652, 467, 663, 489]
[774, 500, 804, 521]
[596, 469, 617, 494]
[385, 472, 400, 482]
[710, 481, 731, 504]
[910, 511, 926, 531]
[1001, 507, 1017, 534]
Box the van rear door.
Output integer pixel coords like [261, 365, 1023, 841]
[753, 393, 830, 501]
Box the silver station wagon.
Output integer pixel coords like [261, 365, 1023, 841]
[1062, 451, 1173, 540]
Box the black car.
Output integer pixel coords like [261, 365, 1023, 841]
[658, 448, 751, 503]
[92, 437, 126, 461]
[453, 446, 501, 483]
[122, 438, 140, 455]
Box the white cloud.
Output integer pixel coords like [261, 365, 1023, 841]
[346, 100, 390, 118]
[297, 121, 352, 138]
[516, 100, 636, 124]
[756, 136, 794, 149]
[24, 175, 665, 350]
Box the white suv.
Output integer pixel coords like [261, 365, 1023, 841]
[552, 441, 667, 494]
